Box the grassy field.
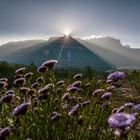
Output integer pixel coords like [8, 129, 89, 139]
[0, 60, 140, 140]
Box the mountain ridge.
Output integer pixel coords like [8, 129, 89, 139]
[0, 35, 140, 71]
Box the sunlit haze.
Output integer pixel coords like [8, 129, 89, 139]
[0, 0, 140, 48]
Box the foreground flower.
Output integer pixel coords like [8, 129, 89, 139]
[24, 72, 33, 79]
[68, 108, 78, 116]
[37, 66, 48, 73]
[92, 89, 104, 97]
[56, 80, 65, 87]
[14, 78, 26, 86]
[62, 93, 70, 101]
[124, 102, 134, 108]
[0, 81, 7, 88]
[36, 76, 44, 83]
[101, 92, 112, 99]
[67, 86, 79, 92]
[14, 74, 23, 79]
[20, 87, 30, 94]
[73, 73, 83, 80]
[31, 82, 40, 89]
[72, 81, 81, 88]
[0, 78, 8, 83]
[38, 84, 52, 94]
[133, 104, 140, 111]
[0, 94, 14, 103]
[101, 102, 111, 108]
[42, 60, 58, 69]
[81, 101, 91, 107]
[6, 90, 14, 95]
[108, 113, 135, 128]
[0, 127, 11, 140]
[12, 101, 31, 117]
[51, 112, 62, 121]
[15, 67, 25, 75]
[68, 104, 80, 116]
[107, 71, 126, 81]
[85, 83, 91, 87]
[27, 89, 36, 96]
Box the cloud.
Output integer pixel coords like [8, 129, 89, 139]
[81, 35, 103, 40]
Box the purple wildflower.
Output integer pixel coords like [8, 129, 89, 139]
[14, 78, 26, 86]
[6, 90, 14, 95]
[62, 93, 70, 101]
[14, 74, 23, 79]
[38, 84, 52, 94]
[107, 71, 126, 81]
[116, 106, 125, 113]
[101, 102, 111, 108]
[37, 66, 48, 73]
[68, 108, 78, 116]
[68, 104, 80, 116]
[101, 92, 112, 99]
[56, 80, 65, 87]
[0, 78, 8, 83]
[27, 89, 36, 95]
[108, 113, 135, 128]
[31, 82, 39, 89]
[112, 108, 119, 114]
[73, 74, 83, 80]
[51, 112, 62, 121]
[0, 94, 14, 103]
[15, 67, 25, 75]
[67, 86, 79, 92]
[42, 59, 58, 69]
[92, 89, 104, 97]
[20, 87, 30, 94]
[72, 81, 81, 88]
[106, 79, 113, 84]
[12, 101, 31, 117]
[0, 81, 7, 88]
[36, 76, 44, 83]
[124, 102, 134, 108]
[24, 72, 33, 79]
[133, 104, 140, 111]
[81, 101, 91, 107]
[85, 83, 91, 87]
[0, 127, 11, 140]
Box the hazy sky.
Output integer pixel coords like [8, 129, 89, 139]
[0, 0, 140, 47]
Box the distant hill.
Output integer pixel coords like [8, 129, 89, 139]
[0, 36, 111, 71]
[78, 37, 140, 69]
[0, 35, 140, 71]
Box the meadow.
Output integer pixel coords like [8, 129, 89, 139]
[0, 60, 140, 140]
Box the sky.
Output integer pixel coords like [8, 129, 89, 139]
[0, 0, 140, 48]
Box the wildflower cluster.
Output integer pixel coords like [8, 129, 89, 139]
[0, 62, 139, 140]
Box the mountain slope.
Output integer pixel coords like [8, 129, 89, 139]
[78, 37, 140, 69]
[0, 36, 111, 71]
[0, 36, 140, 71]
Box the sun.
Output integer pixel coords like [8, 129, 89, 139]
[64, 29, 71, 36]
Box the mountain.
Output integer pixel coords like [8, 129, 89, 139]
[0, 35, 140, 71]
[78, 37, 140, 69]
[0, 35, 111, 71]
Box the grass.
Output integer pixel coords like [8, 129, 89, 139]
[0, 61, 140, 140]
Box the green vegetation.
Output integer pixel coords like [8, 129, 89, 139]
[0, 61, 140, 140]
